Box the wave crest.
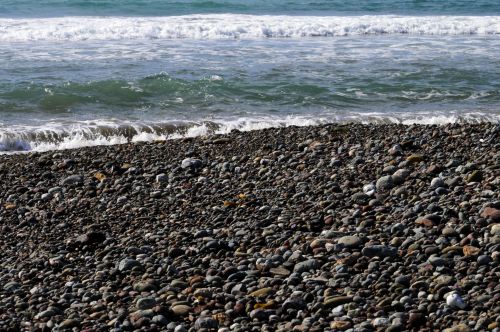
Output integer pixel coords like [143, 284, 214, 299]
[1, 15, 499, 41]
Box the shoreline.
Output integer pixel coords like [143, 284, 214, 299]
[2, 117, 500, 155]
[1, 122, 499, 331]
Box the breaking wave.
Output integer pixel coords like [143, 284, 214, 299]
[1, 15, 499, 41]
[1, 112, 498, 153]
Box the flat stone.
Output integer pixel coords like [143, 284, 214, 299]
[118, 259, 142, 272]
[330, 321, 352, 330]
[35, 309, 57, 320]
[134, 280, 158, 292]
[270, 267, 291, 276]
[171, 279, 188, 289]
[337, 235, 362, 248]
[181, 158, 202, 170]
[3, 281, 21, 292]
[136, 297, 156, 310]
[60, 175, 83, 186]
[428, 255, 448, 266]
[361, 245, 397, 258]
[406, 154, 424, 163]
[248, 287, 272, 297]
[324, 296, 353, 307]
[171, 305, 191, 316]
[59, 319, 80, 329]
[293, 259, 320, 273]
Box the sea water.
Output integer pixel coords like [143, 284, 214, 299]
[1, 0, 499, 151]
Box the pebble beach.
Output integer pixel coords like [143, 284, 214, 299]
[0, 123, 499, 332]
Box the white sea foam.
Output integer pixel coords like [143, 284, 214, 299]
[0, 112, 498, 153]
[0, 15, 499, 41]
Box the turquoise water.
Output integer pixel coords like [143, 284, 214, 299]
[1, 0, 499, 17]
[0, 1, 499, 151]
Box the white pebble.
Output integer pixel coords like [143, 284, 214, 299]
[446, 293, 466, 309]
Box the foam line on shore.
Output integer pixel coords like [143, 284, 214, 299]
[0, 112, 498, 153]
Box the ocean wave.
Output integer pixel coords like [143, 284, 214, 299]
[1, 113, 498, 153]
[0, 15, 499, 41]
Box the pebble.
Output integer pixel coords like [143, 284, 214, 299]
[361, 245, 398, 258]
[362, 183, 376, 196]
[0, 123, 497, 331]
[171, 305, 191, 316]
[376, 175, 394, 191]
[324, 296, 353, 307]
[481, 207, 500, 222]
[430, 177, 445, 188]
[60, 174, 83, 185]
[3, 281, 20, 292]
[337, 235, 362, 248]
[293, 259, 320, 273]
[181, 158, 202, 169]
[118, 259, 142, 272]
[136, 297, 156, 310]
[443, 324, 471, 332]
[491, 224, 500, 235]
[446, 293, 467, 309]
[194, 317, 218, 330]
[392, 168, 409, 185]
